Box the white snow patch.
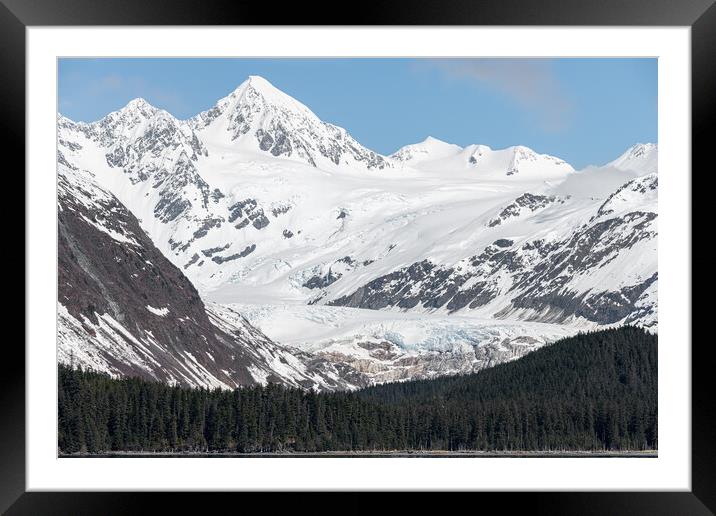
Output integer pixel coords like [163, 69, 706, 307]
[146, 305, 170, 316]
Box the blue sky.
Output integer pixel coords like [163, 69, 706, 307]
[58, 58, 657, 169]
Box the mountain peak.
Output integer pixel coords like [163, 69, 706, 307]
[107, 97, 161, 123]
[190, 76, 390, 171]
[422, 135, 448, 145]
[119, 97, 160, 117]
[57, 112, 75, 126]
[246, 75, 275, 90]
[627, 142, 657, 156]
[125, 97, 152, 109]
[223, 75, 306, 113]
[511, 144, 534, 154]
[391, 137, 463, 163]
[607, 143, 658, 174]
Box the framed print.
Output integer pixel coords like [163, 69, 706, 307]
[6, 0, 713, 513]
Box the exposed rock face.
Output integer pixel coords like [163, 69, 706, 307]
[302, 256, 359, 290]
[211, 244, 256, 264]
[502, 213, 657, 325]
[228, 198, 269, 230]
[595, 173, 657, 219]
[488, 193, 561, 227]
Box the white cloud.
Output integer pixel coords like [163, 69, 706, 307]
[428, 59, 574, 132]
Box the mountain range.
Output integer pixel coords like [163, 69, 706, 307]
[57, 75, 658, 390]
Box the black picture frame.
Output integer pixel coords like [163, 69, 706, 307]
[5, 0, 712, 513]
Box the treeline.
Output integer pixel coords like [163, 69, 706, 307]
[58, 326, 657, 454]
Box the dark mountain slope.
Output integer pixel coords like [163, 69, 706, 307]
[57, 161, 359, 390]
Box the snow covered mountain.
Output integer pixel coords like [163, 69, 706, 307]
[325, 173, 657, 330]
[391, 136, 463, 164]
[392, 137, 574, 181]
[607, 143, 658, 174]
[57, 75, 658, 389]
[189, 75, 390, 171]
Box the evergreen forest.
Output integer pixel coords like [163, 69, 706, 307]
[58, 326, 657, 454]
